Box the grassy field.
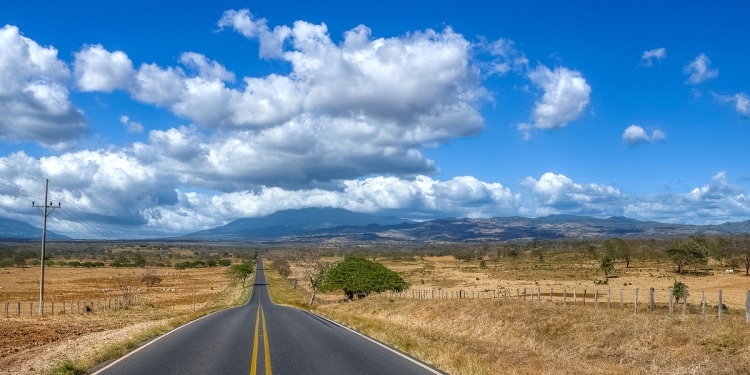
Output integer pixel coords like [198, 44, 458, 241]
[0, 264, 250, 374]
[265, 254, 750, 375]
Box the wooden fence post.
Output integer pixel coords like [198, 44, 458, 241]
[550, 288, 553, 303]
[702, 291, 706, 318]
[718, 290, 723, 321]
[523, 288, 527, 302]
[607, 285, 611, 310]
[517, 289, 520, 300]
[537, 287, 541, 302]
[583, 290, 587, 305]
[51, 301, 54, 315]
[18, 302, 20, 316]
[634, 288, 639, 314]
[4, 301, 7, 316]
[594, 290, 599, 309]
[682, 293, 687, 317]
[650, 287, 655, 314]
[573, 289, 577, 305]
[30, 303, 33, 316]
[746, 290, 750, 323]
[564, 288, 567, 305]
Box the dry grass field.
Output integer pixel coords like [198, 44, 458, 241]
[266, 253, 750, 375]
[0, 263, 245, 374]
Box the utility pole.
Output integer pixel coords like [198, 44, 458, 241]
[32, 179, 60, 316]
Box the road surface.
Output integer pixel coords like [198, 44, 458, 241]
[94, 259, 442, 375]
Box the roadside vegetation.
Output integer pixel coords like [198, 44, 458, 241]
[262, 235, 750, 375]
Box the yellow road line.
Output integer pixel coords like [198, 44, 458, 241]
[261, 306, 272, 375]
[250, 305, 260, 375]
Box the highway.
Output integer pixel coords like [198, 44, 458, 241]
[94, 259, 442, 375]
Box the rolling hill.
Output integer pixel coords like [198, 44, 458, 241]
[182, 208, 750, 242]
[0, 217, 70, 240]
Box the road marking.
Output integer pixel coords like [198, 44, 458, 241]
[90, 307, 233, 375]
[250, 305, 261, 375]
[310, 312, 444, 374]
[261, 306, 272, 375]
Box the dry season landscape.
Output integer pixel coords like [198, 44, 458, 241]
[265, 247, 750, 375]
[2, 240, 750, 375]
[0, 248, 251, 375]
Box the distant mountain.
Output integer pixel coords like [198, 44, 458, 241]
[185, 208, 413, 239]
[182, 208, 750, 242]
[0, 217, 70, 240]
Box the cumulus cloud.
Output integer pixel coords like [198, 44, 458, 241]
[0, 25, 88, 146]
[72, 12, 488, 185]
[521, 173, 624, 215]
[74, 44, 135, 92]
[640, 48, 666, 67]
[714, 92, 750, 117]
[518, 65, 591, 137]
[683, 53, 718, 85]
[624, 172, 750, 224]
[0, 149, 520, 236]
[119, 115, 144, 133]
[622, 125, 666, 146]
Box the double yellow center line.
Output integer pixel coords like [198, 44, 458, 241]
[250, 304, 272, 375]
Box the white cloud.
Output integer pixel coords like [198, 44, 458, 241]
[518, 65, 591, 134]
[521, 172, 624, 215]
[624, 172, 750, 224]
[640, 48, 666, 67]
[622, 125, 666, 146]
[714, 92, 750, 116]
[74, 44, 134, 92]
[683, 53, 718, 85]
[0, 25, 87, 146]
[477, 37, 528, 75]
[119, 115, 144, 133]
[72, 13, 487, 185]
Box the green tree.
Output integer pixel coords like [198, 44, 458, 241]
[227, 264, 254, 288]
[321, 256, 409, 301]
[666, 240, 708, 274]
[68, 261, 81, 268]
[600, 256, 615, 279]
[44, 260, 55, 267]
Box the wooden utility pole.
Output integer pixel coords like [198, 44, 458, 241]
[32, 179, 60, 316]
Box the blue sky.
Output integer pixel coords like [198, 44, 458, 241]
[0, 1, 749, 238]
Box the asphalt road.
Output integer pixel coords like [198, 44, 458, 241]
[94, 259, 442, 375]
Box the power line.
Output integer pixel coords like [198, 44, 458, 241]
[0, 189, 37, 203]
[55, 204, 112, 240]
[52, 211, 93, 240]
[0, 160, 121, 241]
[0, 160, 45, 180]
[49, 182, 122, 240]
[0, 181, 46, 200]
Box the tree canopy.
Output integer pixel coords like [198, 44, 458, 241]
[227, 264, 254, 287]
[666, 239, 708, 274]
[321, 256, 409, 300]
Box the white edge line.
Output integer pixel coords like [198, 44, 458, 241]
[259, 260, 442, 374]
[308, 311, 444, 375]
[91, 285, 254, 375]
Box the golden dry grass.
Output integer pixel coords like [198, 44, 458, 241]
[0, 265, 248, 374]
[266, 255, 750, 375]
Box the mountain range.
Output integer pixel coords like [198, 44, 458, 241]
[182, 208, 750, 242]
[0, 217, 70, 240]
